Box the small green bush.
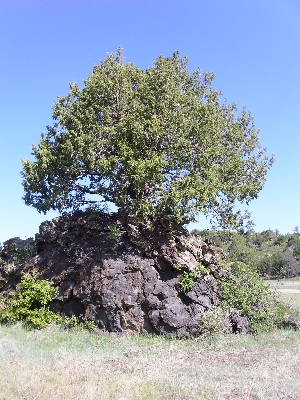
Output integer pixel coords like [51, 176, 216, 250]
[0, 274, 62, 329]
[178, 271, 198, 291]
[220, 262, 295, 332]
[178, 264, 210, 291]
[107, 224, 122, 245]
[197, 263, 210, 276]
[63, 315, 97, 332]
[199, 307, 229, 337]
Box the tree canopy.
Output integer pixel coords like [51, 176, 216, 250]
[22, 49, 273, 228]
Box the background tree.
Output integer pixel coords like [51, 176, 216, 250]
[22, 49, 273, 228]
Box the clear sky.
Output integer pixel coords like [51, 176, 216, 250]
[0, 0, 299, 244]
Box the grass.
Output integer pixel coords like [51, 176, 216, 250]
[1, 323, 300, 400]
[267, 278, 300, 313]
[279, 293, 300, 313]
[1, 279, 300, 399]
[267, 277, 300, 291]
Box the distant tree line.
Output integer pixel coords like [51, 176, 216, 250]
[190, 227, 300, 279]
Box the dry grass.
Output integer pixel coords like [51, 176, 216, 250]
[1, 322, 300, 400]
[279, 293, 300, 313]
[267, 278, 300, 313]
[267, 278, 300, 292]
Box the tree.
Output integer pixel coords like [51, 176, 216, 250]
[21, 49, 273, 228]
[258, 252, 287, 278]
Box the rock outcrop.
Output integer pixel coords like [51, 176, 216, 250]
[0, 209, 234, 336]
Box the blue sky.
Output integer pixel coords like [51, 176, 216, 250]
[0, 0, 299, 243]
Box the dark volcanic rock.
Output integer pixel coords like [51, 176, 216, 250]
[0, 209, 228, 336]
[282, 314, 300, 329]
[225, 309, 252, 334]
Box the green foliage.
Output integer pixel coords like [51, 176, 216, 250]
[251, 233, 264, 247]
[287, 235, 298, 247]
[273, 235, 287, 246]
[292, 243, 300, 259]
[257, 252, 287, 278]
[259, 229, 276, 242]
[178, 271, 198, 292]
[198, 307, 229, 337]
[197, 263, 210, 276]
[85, 206, 106, 219]
[0, 274, 62, 329]
[221, 262, 293, 332]
[63, 315, 97, 333]
[107, 224, 122, 245]
[191, 228, 300, 278]
[21, 48, 273, 229]
[226, 234, 258, 265]
[0, 293, 4, 307]
[178, 264, 210, 291]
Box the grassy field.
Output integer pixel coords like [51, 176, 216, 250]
[267, 277, 300, 292]
[267, 278, 300, 313]
[0, 285, 300, 400]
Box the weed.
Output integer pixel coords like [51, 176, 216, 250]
[197, 263, 210, 276]
[199, 307, 229, 337]
[63, 315, 97, 332]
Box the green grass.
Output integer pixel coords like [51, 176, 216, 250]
[1, 323, 300, 399]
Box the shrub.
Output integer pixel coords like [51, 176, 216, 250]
[198, 307, 229, 337]
[227, 234, 258, 266]
[220, 262, 295, 332]
[0, 274, 62, 329]
[178, 271, 198, 291]
[273, 235, 286, 246]
[257, 252, 287, 278]
[178, 264, 210, 292]
[63, 315, 97, 332]
[287, 235, 298, 247]
[107, 224, 122, 245]
[292, 243, 300, 259]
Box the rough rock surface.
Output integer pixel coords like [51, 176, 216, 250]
[283, 315, 300, 329]
[225, 309, 252, 334]
[0, 209, 231, 336]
